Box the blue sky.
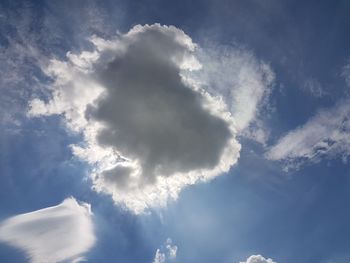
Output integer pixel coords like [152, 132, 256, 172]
[1, 1, 350, 263]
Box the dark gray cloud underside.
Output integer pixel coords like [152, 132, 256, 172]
[87, 28, 232, 185]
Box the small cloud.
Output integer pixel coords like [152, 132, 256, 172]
[166, 238, 178, 260]
[153, 249, 166, 263]
[152, 238, 178, 263]
[0, 197, 96, 263]
[239, 254, 277, 263]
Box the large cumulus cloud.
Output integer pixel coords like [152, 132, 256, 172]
[29, 24, 272, 213]
[0, 198, 95, 263]
[88, 26, 232, 183]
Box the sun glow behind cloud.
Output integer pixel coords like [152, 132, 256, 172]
[28, 24, 273, 214]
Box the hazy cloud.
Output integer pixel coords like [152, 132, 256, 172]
[0, 198, 95, 263]
[302, 78, 326, 98]
[342, 62, 350, 90]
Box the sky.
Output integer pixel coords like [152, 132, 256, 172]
[1, 0, 350, 262]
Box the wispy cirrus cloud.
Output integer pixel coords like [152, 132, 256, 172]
[341, 61, 350, 90]
[302, 77, 327, 98]
[266, 99, 350, 170]
[0, 197, 95, 263]
[266, 60, 350, 170]
[0, 0, 118, 132]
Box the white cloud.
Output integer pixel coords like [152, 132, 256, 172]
[0, 197, 95, 263]
[28, 24, 242, 213]
[28, 24, 272, 213]
[266, 99, 350, 170]
[153, 238, 177, 263]
[239, 254, 277, 263]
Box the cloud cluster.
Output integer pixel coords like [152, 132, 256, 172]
[29, 24, 272, 213]
[266, 99, 350, 170]
[239, 254, 277, 263]
[152, 238, 177, 263]
[0, 198, 95, 263]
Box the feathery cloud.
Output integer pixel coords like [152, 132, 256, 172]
[266, 99, 350, 170]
